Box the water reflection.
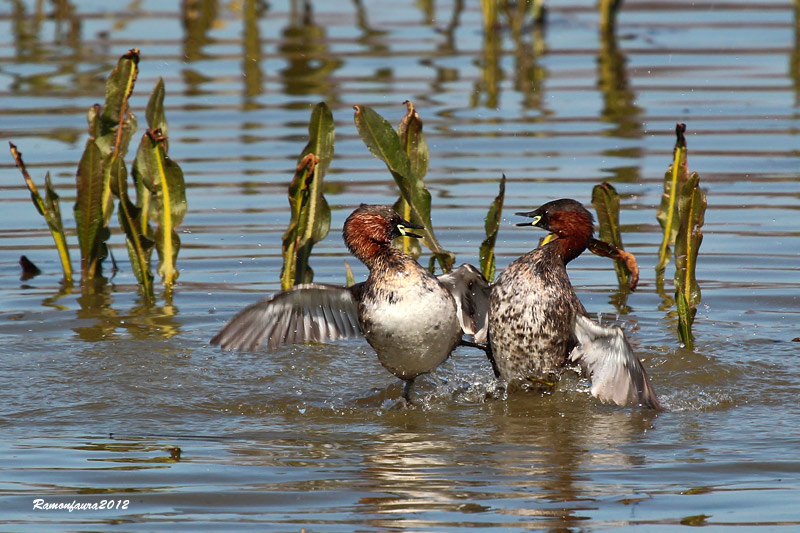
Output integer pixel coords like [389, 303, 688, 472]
[241, 0, 266, 111]
[279, 1, 343, 101]
[355, 399, 658, 529]
[182, 0, 218, 63]
[597, 26, 642, 185]
[62, 279, 182, 341]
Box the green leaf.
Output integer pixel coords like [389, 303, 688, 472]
[674, 172, 706, 347]
[134, 129, 187, 291]
[44, 172, 73, 284]
[392, 101, 429, 259]
[100, 48, 140, 132]
[146, 78, 168, 142]
[591, 182, 633, 288]
[132, 78, 171, 239]
[299, 102, 333, 244]
[110, 154, 155, 299]
[675, 289, 695, 348]
[344, 262, 356, 287]
[280, 102, 334, 290]
[479, 174, 505, 281]
[281, 154, 319, 290]
[9, 142, 73, 283]
[397, 100, 429, 183]
[74, 140, 108, 280]
[353, 104, 455, 272]
[656, 123, 689, 285]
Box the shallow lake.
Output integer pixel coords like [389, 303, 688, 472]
[1, 0, 799, 530]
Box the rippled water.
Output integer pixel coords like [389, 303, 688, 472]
[1, 0, 800, 530]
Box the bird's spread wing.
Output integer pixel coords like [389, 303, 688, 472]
[210, 283, 363, 351]
[569, 314, 661, 409]
[437, 264, 491, 342]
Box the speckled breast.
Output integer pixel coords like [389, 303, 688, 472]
[488, 249, 581, 381]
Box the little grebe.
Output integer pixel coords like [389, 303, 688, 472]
[211, 204, 489, 402]
[487, 198, 660, 408]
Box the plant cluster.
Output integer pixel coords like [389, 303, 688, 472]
[11, 50, 186, 303]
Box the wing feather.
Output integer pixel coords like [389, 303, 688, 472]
[437, 264, 491, 342]
[211, 283, 363, 351]
[569, 314, 661, 409]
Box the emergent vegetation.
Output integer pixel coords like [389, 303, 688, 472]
[10, 49, 186, 302]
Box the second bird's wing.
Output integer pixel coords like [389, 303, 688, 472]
[569, 314, 661, 409]
[437, 264, 491, 343]
[210, 283, 363, 351]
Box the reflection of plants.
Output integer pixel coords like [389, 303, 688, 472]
[10, 49, 186, 302]
[279, 1, 342, 98]
[656, 124, 706, 347]
[477, 1, 547, 111]
[597, 13, 642, 141]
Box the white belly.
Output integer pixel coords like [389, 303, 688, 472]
[361, 288, 461, 379]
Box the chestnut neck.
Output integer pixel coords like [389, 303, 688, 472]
[343, 213, 402, 270]
[543, 211, 594, 264]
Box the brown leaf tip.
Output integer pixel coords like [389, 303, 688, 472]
[124, 48, 141, 63]
[675, 123, 687, 148]
[146, 128, 167, 143]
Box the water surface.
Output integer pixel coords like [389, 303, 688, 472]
[1, 0, 799, 530]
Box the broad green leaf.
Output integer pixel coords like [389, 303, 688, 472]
[74, 140, 108, 280]
[397, 100, 429, 184]
[479, 174, 505, 281]
[280, 102, 334, 290]
[353, 104, 455, 272]
[656, 123, 689, 284]
[674, 173, 705, 348]
[591, 182, 634, 288]
[110, 154, 155, 299]
[146, 78, 168, 143]
[281, 153, 319, 290]
[676, 289, 695, 348]
[392, 100, 428, 259]
[100, 48, 140, 132]
[132, 78, 171, 239]
[299, 102, 333, 244]
[44, 172, 73, 284]
[97, 50, 140, 227]
[9, 142, 73, 283]
[134, 129, 187, 291]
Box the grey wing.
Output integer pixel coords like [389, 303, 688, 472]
[210, 283, 363, 351]
[569, 314, 661, 409]
[437, 264, 491, 343]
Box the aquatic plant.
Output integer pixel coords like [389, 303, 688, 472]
[392, 101, 428, 261]
[10, 49, 186, 300]
[480, 174, 506, 282]
[353, 103, 455, 273]
[9, 144, 73, 284]
[674, 172, 706, 348]
[656, 124, 706, 346]
[131, 80, 187, 297]
[591, 182, 637, 290]
[656, 124, 690, 285]
[280, 102, 334, 290]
